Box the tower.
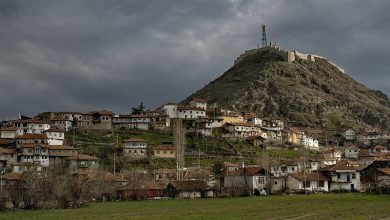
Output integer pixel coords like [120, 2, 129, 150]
[261, 24, 267, 48]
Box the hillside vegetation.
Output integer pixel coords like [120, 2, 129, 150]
[186, 49, 390, 130]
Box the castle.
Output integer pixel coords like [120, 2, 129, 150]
[234, 46, 345, 74]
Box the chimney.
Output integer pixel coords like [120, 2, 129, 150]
[241, 162, 245, 169]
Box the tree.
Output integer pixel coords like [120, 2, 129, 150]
[131, 102, 145, 115]
[211, 161, 225, 196]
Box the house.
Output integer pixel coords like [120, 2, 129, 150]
[16, 133, 48, 147]
[244, 113, 263, 126]
[67, 154, 99, 171]
[286, 172, 330, 192]
[341, 129, 356, 140]
[0, 127, 16, 139]
[360, 159, 390, 191]
[189, 98, 207, 110]
[223, 122, 262, 139]
[246, 135, 268, 147]
[171, 180, 212, 199]
[262, 118, 284, 130]
[176, 106, 206, 119]
[288, 127, 305, 145]
[270, 160, 300, 177]
[79, 110, 113, 130]
[153, 145, 175, 159]
[112, 115, 150, 130]
[0, 172, 22, 193]
[48, 145, 79, 167]
[11, 162, 43, 173]
[321, 148, 342, 165]
[43, 127, 65, 145]
[327, 160, 364, 192]
[0, 148, 17, 168]
[220, 113, 245, 124]
[223, 165, 267, 195]
[344, 145, 360, 159]
[12, 119, 51, 136]
[19, 143, 50, 167]
[118, 180, 165, 200]
[50, 115, 73, 131]
[123, 138, 148, 158]
[154, 168, 177, 183]
[369, 145, 389, 154]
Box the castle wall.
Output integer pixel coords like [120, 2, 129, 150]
[234, 46, 345, 73]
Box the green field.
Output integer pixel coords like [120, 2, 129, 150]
[1, 194, 389, 220]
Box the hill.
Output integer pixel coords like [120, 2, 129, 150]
[185, 47, 390, 130]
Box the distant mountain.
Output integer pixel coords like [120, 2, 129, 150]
[185, 47, 390, 130]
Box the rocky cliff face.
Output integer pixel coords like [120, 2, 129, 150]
[185, 49, 390, 130]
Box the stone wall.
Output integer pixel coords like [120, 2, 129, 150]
[234, 46, 345, 73]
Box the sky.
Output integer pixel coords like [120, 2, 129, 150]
[0, 0, 389, 119]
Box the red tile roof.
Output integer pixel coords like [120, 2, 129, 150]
[14, 119, 47, 124]
[153, 145, 175, 151]
[177, 106, 205, 111]
[17, 133, 48, 139]
[377, 168, 390, 175]
[225, 122, 257, 127]
[84, 110, 113, 116]
[51, 115, 68, 121]
[48, 145, 78, 150]
[0, 127, 16, 131]
[20, 143, 49, 148]
[290, 172, 329, 181]
[0, 148, 16, 154]
[228, 166, 266, 176]
[2, 172, 22, 181]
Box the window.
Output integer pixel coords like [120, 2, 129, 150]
[305, 181, 311, 187]
[352, 174, 356, 179]
[337, 174, 341, 179]
[275, 181, 278, 185]
[319, 181, 324, 187]
[258, 177, 265, 184]
[170, 151, 174, 154]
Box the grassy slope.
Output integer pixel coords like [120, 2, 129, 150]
[1, 194, 390, 220]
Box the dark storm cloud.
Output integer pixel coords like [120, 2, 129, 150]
[0, 0, 389, 119]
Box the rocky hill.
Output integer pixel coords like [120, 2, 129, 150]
[185, 48, 390, 130]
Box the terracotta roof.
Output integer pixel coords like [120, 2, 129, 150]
[0, 127, 16, 131]
[177, 106, 205, 111]
[130, 114, 147, 118]
[329, 160, 363, 171]
[20, 143, 49, 148]
[43, 127, 64, 132]
[154, 145, 175, 151]
[290, 127, 304, 133]
[0, 148, 16, 154]
[290, 172, 329, 181]
[123, 138, 146, 142]
[191, 98, 207, 103]
[371, 145, 387, 149]
[228, 166, 266, 176]
[246, 135, 266, 140]
[84, 110, 113, 116]
[77, 168, 128, 182]
[377, 168, 390, 175]
[14, 119, 47, 124]
[222, 113, 242, 117]
[120, 180, 164, 190]
[2, 172, 22, 181]
[224, 162, 239, 167]
[17, 133, 48, 139]
[67, 154, 99, 161]
[0, 139, 13, 145]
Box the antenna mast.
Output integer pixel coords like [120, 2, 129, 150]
[261, 24, 267, 48]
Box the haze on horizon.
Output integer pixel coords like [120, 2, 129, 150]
[0, 0, 389, 119]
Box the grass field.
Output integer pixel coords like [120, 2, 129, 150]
[1, 194, 389, 220]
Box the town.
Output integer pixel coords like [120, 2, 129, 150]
[0, 97, 389, 209]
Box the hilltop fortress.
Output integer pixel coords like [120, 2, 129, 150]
[234, 46, 345, 73]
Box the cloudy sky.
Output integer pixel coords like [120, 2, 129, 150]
[0, 0, 389, 119]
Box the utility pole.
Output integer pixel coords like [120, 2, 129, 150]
[261, 24, 267, 48]
[302, 145, 307, 195]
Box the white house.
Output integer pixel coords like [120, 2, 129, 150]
[13, 119, 50, 136]
[177, 106, 206, 119]
[329, 160, 363, 192]
[344, 145, 360, 159]
[20, 143, 50, 167]
[43, 127, 64, 145]
[303, 136, 319, 150]
[16, 133, 49, 147]
[51, 115, 73, 131]
[189, 98, 207, 110]
[341, 129, 356, 140]
[286, 172, 330, 192]
[223, 122, 262, 138]
[0, 127, 16, 139]
[123, 138, 148, 158]
[79, 110, 113, 130]
[224, 165, 267, 195]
